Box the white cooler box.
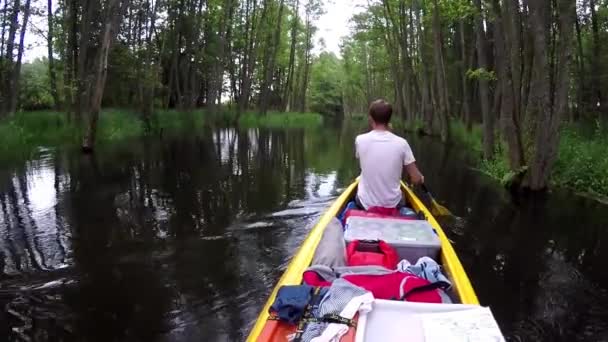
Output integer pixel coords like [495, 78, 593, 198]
[344, 216, 441, 263]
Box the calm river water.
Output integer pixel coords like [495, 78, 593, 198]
[0, 123, 607, 341]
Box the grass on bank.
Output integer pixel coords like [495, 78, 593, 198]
[0, 109, 323, 163]
[238, 111, 323, 127]
[347, 112, 425, 133]
[449, 119, 608, 199]
[551, 127, 608, 196]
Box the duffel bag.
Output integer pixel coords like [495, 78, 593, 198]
[346, 240, 399, 269]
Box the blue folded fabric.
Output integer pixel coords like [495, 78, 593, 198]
[401, 256, 452, 289]
[338, 201, 359, 226]
[270, 285, 315, 325]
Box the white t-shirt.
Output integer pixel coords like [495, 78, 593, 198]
[355, 130, 416, 209]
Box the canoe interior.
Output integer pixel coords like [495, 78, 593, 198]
[247, 180, 478, 342]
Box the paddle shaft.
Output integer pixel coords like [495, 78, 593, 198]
[418, 183, 451, 216]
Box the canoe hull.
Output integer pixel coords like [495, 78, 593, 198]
[247, 180, 478, 341]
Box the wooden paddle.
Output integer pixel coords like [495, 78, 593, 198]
[420, 184, 452, 217]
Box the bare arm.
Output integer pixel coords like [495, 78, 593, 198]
[404, 162, 425, 185]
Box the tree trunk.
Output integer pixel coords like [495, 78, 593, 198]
[47, 0, 61, 110]
[238, 0, 259, 113]
[589, 0, 603, 116]
[459, 19, 472, 130]
[492, 0, 525, 170]
[474, 0, 494, 158]
[260, 0, 285, 115]
[64, 0, 79, 122]
[382, 0, 409, 119]
[526, 0, 575, 189]
[82, 0, 128, 152]
[431, 0, 449, 142]
[574, 13, 584, 119]
[8, 0, 31, 116]
[0, 0, 20, 116]
[0, 0, 9, 58]
[77, 1, 98, 120]
[140, 0, 158, 131]
[282, 0, 299, 112]
[415, 0, 433, 133]
[504, 0, 522, 122]
[520, 5, 534, 118]
[297, 18, 313, 112]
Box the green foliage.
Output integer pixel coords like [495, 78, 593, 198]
[551, 126, 608, 197]
[19, 58, 55, 111]
[390, 117, 425, 133]
[341, 6, 397, 116]
[308, 52, 343, 116]
[466, 68, 497, 82]
[104, 45, 140, 107]
[449, 120, 483, 153]
[0, 112, 78, 163]
[438, 0, 476, 20]
[151, 109, 209, 133]
[0, 109, 322, 164]
[239, 112, 323, 128]
[449, 118, 608, 198]
[97, 109, 145, 141]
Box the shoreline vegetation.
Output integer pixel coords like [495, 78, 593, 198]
[338, 113, 608, 202]
[3, 109, 607, 202]
[448, 119, 608, 202]
[0, 110, 324, 163]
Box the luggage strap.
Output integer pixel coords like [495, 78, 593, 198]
[300, 314, 356, 327]
[399, 280, 451, 301]
[268, 314, 356, 327]
[268, 288, 356, 342]
[292, 287, 322, 342]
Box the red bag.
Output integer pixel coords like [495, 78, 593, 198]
[301, 269, 450, 303]
[342, 272, 447, 303]
[346, 240, 399, 269]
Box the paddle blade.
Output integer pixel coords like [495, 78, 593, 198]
[430, 198, 452, 217]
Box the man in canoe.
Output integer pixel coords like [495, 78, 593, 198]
[355, 99, 425, 212]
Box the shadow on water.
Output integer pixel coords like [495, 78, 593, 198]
[411, 135, 608, 342]
[0, 126, 352, 342]
[0, 124, 607, 341]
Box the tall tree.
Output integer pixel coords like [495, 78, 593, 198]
[259, 0, 285, 114]
[491, 0, 524, 170]
[7, 0, 31, 116]
[589, 0, 603, 116]
[0, 0, 20, 117]
[431, 0, 449, 142]
[282, 0, 299, 112]
[47, 0, 60, 109]
[81, 0, 130, 152]
[525, 0, 575, 189]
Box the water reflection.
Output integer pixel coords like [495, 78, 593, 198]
[0, 127, 351, 341]
[0, 153, 71, 276]
[414, 136, 608, 341]
[0, 126, 607, 341]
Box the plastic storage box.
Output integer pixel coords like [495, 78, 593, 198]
[344, 216, 441, 263]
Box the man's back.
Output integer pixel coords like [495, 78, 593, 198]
[356, 130, 415, 209]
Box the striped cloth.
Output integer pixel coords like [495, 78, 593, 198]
[300, 279, 369, 342]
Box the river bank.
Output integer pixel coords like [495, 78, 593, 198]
[448, 120, 608, 201]
[0, 110, 323, 164]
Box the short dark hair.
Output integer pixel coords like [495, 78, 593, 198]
[368, 99, 393, 124]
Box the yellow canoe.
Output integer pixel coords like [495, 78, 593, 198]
[247, 180, 479, 341]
